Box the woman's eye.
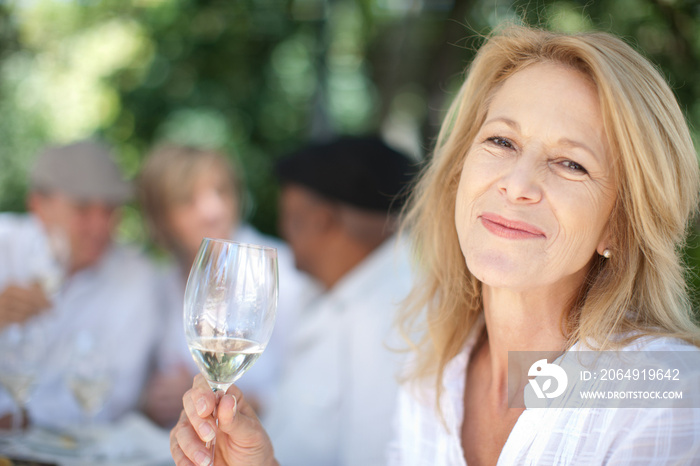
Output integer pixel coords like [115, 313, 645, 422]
[561, 160, 588, 174]
[486, 136, 513, 149]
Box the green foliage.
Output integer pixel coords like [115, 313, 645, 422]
[1, 0, 700, 311]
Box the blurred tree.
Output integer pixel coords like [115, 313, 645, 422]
[1, 0, 700, 311]
[0, 2, 45, 213]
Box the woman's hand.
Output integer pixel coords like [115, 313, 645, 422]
[170, 374, 278, 466]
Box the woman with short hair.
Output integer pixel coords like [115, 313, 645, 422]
[139, 145, 304, 428]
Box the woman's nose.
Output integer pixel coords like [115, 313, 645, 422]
[497, 151, 543, 204]
[197, 189, 227, 220]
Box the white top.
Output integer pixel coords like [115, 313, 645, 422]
[388, 320, 700, 465]
[263, 236, 415, 466]
[0, 213, 161, 427]
[154, 224, 312, 409]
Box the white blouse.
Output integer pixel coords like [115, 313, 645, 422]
[388, 322, 700, 465]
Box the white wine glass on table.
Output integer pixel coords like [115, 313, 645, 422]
[65, 331, 112, 425]
[184, 238, 278, 461]
[0, 320, 47, 433]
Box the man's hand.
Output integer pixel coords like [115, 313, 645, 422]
[143, 366, 194, 428]
[170, 375, 278, 466]
[0, 283, 50, 328]
[0, 409, 27, 430]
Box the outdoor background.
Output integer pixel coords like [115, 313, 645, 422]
[1, 0, 700, 306]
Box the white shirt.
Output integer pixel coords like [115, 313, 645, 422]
[0, 213, 161, 428]
[264, 236, 415, 466]
[388, 320, 700, 465]
[154, 224, 312, 409]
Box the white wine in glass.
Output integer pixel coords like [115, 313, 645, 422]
[183, 238, 278, 458]
[0, 372, 34, 413]
[67, 374, 111, 416]
[65, 331, 112, 422]
[188, 337, 265, 393]
[0, 321, 47, 432]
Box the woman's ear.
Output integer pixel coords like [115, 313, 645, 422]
[596, 223, 612, 257]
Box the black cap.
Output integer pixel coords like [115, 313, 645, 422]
[276, 136, 416, 213]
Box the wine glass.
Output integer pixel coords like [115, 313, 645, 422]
[33, 226, 70, 298]
[183, 238, 278, 458]
[65, 331, 112, 425]
[0, 320, 47, 433]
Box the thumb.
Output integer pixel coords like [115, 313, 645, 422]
[216, 392, 268, 450]
[216, 393, 238, 430]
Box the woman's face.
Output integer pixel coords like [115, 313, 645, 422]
[166, 166, 238, 259]
[455, 62, 616, 293]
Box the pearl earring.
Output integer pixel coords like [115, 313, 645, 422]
[602, 249, 612, 259]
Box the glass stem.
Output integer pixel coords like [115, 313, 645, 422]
[11, 404, 22, 434]
[206, 389, 223, 461]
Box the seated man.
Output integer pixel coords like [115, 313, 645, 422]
[0, 140, 160, 429]
[264, 136, 417, 465]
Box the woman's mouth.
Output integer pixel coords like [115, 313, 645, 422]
[479, 213, 546, 240]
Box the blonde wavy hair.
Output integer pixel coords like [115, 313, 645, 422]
[138, 144, 244, 257]
[401, 25, 700, 395]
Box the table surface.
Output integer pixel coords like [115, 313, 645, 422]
[0, 413, 173, 466]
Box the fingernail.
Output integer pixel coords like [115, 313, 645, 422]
[199, 422, 215, 443]
[196, 397, 207, 416]
[232, 395, 237, 417]
[194, 451, 212, 466]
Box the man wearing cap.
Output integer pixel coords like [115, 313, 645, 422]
[0, 139, 160, 429]
[261, 136, 416, 466]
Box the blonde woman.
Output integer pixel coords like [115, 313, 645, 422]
[169, 26, 700, 465]
[138, 145, 307, 427]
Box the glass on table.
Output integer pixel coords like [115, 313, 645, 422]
[64, 331, 112, 424]
[0, 318, 49, 433]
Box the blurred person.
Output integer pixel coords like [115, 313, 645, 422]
[171, 26, 700, 466]
[251, 136, 417, 465]
[0, 139, 160, 429]
[138, 144, 309, 428]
